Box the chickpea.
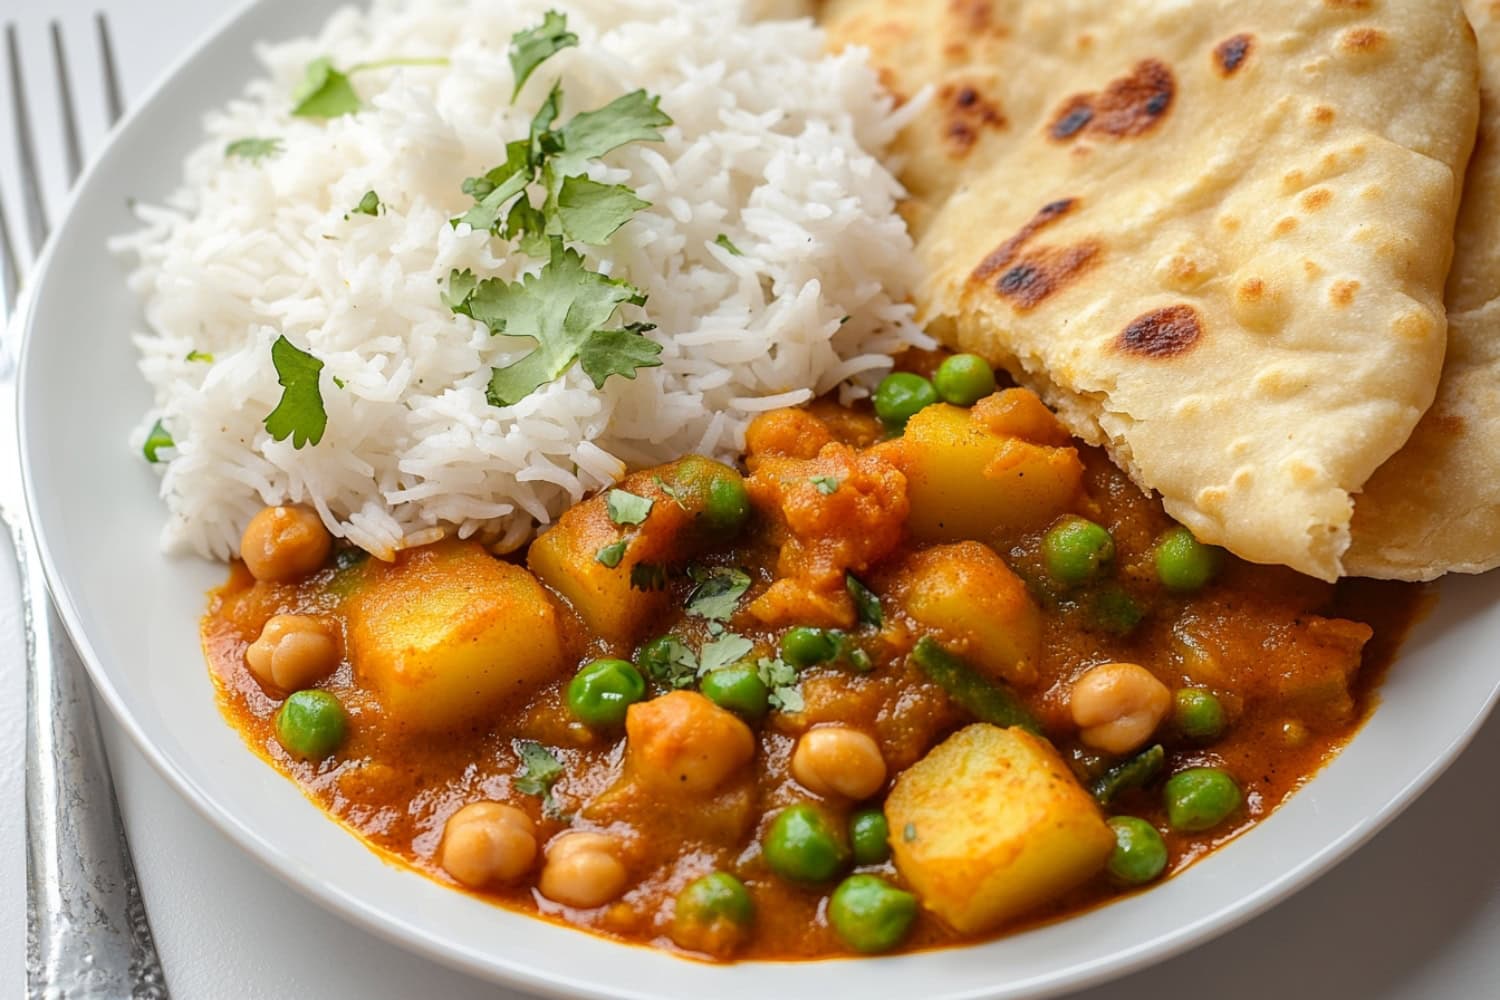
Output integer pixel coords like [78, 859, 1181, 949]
[240, 505, 332, 582]
[1070, 662, 1171, 755]
[439, 802, 537, 888]
[624, 691, 755, 794]
[538, 832, 629, 908]
[791, 726, 887, 800]
[245, 614, 339, 693]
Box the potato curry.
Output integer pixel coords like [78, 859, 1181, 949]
[204, 356, 1421, 960]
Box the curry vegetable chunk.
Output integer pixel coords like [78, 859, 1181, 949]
[347, 539, 565, 732]
[899, 396, 1083, 543]
[886, 724, 1114, 934]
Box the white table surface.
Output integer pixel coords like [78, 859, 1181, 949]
[4, 1, 1499, 997]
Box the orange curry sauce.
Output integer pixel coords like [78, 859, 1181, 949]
[202, 389, 1423, 961]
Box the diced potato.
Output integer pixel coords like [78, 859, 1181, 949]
[887, 542, 1041, 687]
[528, 457, 747, 643]
[900, 403, 1083, 544]
[348, 540, 566, 733]
[885, 724, 1113, 934]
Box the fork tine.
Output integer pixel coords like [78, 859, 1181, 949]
[5, 24, 48, 256]
[50, 23, 83, 184]
[0, 183, 17, 317]
[96, 13, 123, 127]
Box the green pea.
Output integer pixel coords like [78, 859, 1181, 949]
[566, 658, 646, 728]
[1164, 767, 1242, 832]
[700, 665, 770, 722]
[827, 874, 918, 953]
[704, 474, 751, 537]
[1173, 689, 1226, 742]
[1154, 526, 1221, 592]
[849, 808, 891, 865]
[1042, 516, 1115, 586]
[933, 353, 997, 406]
[780, 626, 839, 668]
[873, 372, 938, 430]
[672, 871, 754, 956]
[763, 803, 849, 883]
[1106, 816, 1168, 885]
[274, 689, 348, 760]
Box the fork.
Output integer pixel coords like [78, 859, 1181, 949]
[1, 15, 169, 999]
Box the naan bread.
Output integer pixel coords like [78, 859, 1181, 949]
[824, 0, 1479, 580]
[1346, 0, 1500, 581]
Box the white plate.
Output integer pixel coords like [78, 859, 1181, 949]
[17, 1, 1500, 997]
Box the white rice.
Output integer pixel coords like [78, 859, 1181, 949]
[120, 0, 928, 561]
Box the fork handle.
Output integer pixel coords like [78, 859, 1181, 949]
[14, 519, 169, 999]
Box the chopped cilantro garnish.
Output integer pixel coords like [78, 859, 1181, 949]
[509, 10, 579, 99]
[291, 56, 448, 119]
[756, 656, 805, 713]
[554, 174, 650, 244]
[631, 563, 668, 591]
[142, 419, 174, 463]
[847, 573, 883, 629]
[264, 335, 327, 448]
[595, 538, 628, 568]
[810, 475, 839, 495]
[714, 234, 743, 256]
[548, 89, 672, 178]
[512, 739, 566, 818]
[654, 476, 689, 510]
[332, 376, 347, 389]
[185, 350, 213, 363]
[685, 566, 751, 622]
[606, 489, 653, 526]
[451, 239, 662, 407]
[903, 822, 917, 843]
[224, 137, 282, 162]
[640, 636, 697, 689]
[291, 58, 361, 118]
[353, 190, 381, 216]
[699, 634, 754, 675]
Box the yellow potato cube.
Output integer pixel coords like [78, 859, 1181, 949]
[349, 540, 566, 733]
[888, 542, 1042, 687]
[885, 724, 1113, 934]
[901, 403, 1083, 544]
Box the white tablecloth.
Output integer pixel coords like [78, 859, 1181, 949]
[3, 2, 1498, 996]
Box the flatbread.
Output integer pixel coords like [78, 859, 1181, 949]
[823, 0, 1479, 580]
[1346, 0, 1500, 581]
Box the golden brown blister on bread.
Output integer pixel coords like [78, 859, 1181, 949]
[1346, 0, 1500, 580]
[823, 0, 1479, 580]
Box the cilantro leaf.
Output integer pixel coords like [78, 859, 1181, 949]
[810, 475, 839, 495]
[224, 137, 283, 162]
[756, 656, 805, 712]
[143, 419, 174, 463]
[631, 563, 668, 591]
[504, 196, 551, 257]
[512, 739, 566, 818]
[185, 350, 213, 363]
[685, 566, 752, 622]
[550, 90, 672, 178]
[461, 240, 647, 407]
[443, 269, 478, 313]
[640, 636, 697, 689]
[847, 573, 884, 628]
[577, 324, 663, 389]
[456, 140, 535, 232]
[606, 489, 653, 526]
[291, 58, 361, 118]
[353, 190, 381, 216]
[509, 10, 579, 99]
[555, 176, 649, 244]
[714, 234, 743, 256]
[595, 539, 628, 567]
[264, 335, 328, 448]
[699, 634, 754, 675]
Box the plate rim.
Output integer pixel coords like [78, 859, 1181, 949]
[14, 0, 1500, 996]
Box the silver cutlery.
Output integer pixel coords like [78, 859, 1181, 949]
[2, 14, 169, 999]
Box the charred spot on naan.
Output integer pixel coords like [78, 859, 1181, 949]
[1117, 305, 1203, 358]
[1214, 34, 1255, 76]
[1048, 59, 1176, 142]
[940, 82, 1007, 156]
[969, 199, 1103, 311]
